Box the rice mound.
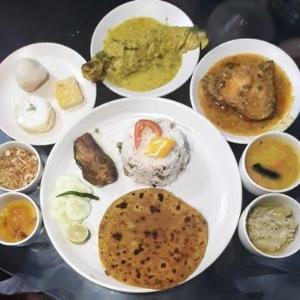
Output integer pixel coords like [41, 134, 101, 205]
[121, 119, 190, 186]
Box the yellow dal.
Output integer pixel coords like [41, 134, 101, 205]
[246, 137, 300, 190]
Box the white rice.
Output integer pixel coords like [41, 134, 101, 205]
[121, 119, 190, 186]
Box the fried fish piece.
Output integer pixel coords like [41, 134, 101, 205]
[202, 60, 277, 121]
[74, 133, 118, 186]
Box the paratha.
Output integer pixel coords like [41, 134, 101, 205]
[98, 188, 208, 290]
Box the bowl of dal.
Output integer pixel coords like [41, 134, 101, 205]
[89, 0, 202, 97]
[239, 131, 300, 195]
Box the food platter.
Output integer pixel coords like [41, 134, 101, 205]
[0, 43, 96, 145]
[90, 0, 200, 97]
[2, 1, 300, 297]
[40, 97, 242, 292]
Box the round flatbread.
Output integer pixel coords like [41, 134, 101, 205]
[99, 188, 208, 290]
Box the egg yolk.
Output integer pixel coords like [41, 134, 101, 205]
[145, 137, 176, 158]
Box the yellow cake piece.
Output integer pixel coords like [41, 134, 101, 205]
[55, 76, 84, 109]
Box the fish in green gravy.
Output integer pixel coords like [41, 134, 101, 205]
[82, 17, 207, 91]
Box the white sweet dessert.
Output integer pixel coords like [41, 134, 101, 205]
[15, 95, 56, 133]
[15, 58, 48, 92]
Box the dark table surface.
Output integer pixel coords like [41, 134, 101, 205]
[1, 0, 300, 299]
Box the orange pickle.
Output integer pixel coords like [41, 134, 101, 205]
[0, 197, 37, 242]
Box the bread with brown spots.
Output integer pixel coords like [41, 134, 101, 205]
[98, 188, 208, 290]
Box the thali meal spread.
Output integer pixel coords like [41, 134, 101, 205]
[99, 188, 208, 289]
[247, 204, 297, 254]
[82, 17, 208, 91]
[0, 197, 37, 242]
[0, 147, 38, 190]
[245, 136, 300, 190]
[198, 54, 292, 136]
[4, 3, 299, 290]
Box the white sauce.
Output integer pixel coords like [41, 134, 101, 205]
[15, 95, 56, 133]
[247, 205, 297, 253]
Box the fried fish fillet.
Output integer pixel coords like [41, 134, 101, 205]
[74, 133, 118, 186]
[202, 60, 277, 121]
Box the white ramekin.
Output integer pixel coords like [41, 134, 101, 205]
[239, 131, 300, 196]
[0, 141, 43, 193]
[238, 193, 300, 258]
[0, 192, 42, 246]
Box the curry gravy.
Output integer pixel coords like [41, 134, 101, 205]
[104, 17, 182, 91]
[198, 54, 292, 136]
[0, 197, 37, 242]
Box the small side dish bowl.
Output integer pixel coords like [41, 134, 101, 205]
[90, 0, 200, 98]
[0, 141, 43, 193]
[239, 131, 300, 196]
[190, 38, 300, 144]
[0, 192, 42, 246]
[238, 193, 300, 258]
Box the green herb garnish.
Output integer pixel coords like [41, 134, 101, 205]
[116, 142, 123, 153]
[26, 103, 36, 112]
[56, 191, 99, 200]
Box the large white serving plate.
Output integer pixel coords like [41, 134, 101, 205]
[40, 98, 242, 293]
[0, 43, 96, 145]
[90, 0, 200, 98]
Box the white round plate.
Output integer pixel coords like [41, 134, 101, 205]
[0, 43, 96, 145]
[190, 39, 300, 144]
[40, 98, 242, 292]
[90, 0, 200, 98]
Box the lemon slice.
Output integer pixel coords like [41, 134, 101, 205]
[67, 224, 89, 244]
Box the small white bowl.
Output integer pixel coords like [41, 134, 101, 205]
[190, 38, 300, 144]
[0, 141, 43, 193]
[0, 192, 42, 246]
[238, 193, 300, 258]
[239, 131, 300, 196]
[90, 0, 200, 98]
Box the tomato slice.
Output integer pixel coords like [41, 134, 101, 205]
[134, 119, 162, 149]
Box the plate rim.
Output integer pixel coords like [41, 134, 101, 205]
[0, 42, 97, 146]
[40, 97, 242, 293]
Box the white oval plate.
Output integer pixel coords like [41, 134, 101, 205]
[40, 98, 242, 293]
[190, 39, 300, 144]
[0, 43, 96, 145]
[90, 0, 200, 98]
